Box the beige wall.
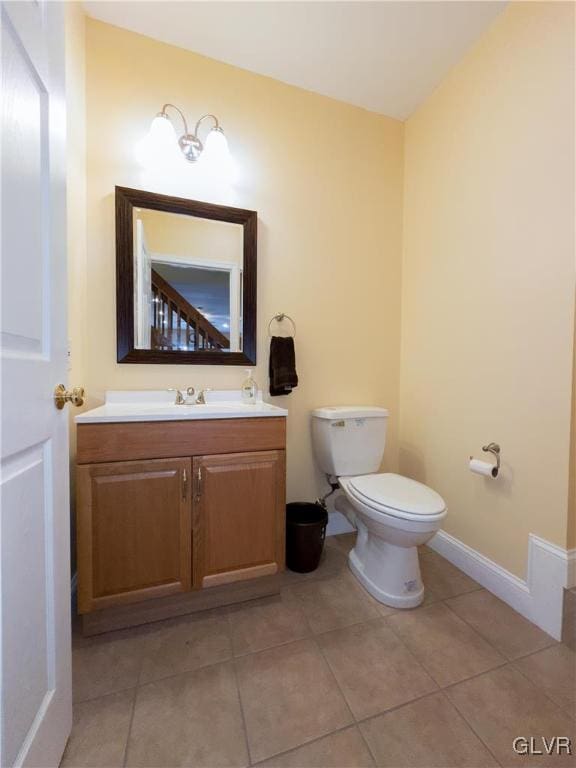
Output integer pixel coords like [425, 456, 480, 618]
[400, 2, 575, 578]
[83, 18, 404, 503]
[568, 315, 576, 550]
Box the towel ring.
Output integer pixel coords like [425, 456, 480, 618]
[267, 313, 296, 338]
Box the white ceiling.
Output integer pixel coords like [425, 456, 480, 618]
[83, 1, 507, 120]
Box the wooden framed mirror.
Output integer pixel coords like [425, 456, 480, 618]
[116, 186, 257, 365]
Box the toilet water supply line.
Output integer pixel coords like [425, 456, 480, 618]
[316, 475, 340, 509]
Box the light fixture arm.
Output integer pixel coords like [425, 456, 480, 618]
[193, 113, 220, 138]
[159, 103, 190, 136]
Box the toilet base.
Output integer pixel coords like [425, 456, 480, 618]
[348, 534, 425, 609]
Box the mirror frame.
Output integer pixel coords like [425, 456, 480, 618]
[116, 186, 257, 365]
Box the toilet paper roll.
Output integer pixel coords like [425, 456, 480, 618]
[469, 458, 498, 478]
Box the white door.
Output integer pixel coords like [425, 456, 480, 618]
[1, 1, 72, 766]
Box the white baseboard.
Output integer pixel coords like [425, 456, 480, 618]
[427, 530, 532, 619]
[526, 535, 574, 639]
[567, 549, 576, 590]
[428, 530, 573, 640]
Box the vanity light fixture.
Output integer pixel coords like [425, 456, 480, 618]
[140, 103, 230, 165]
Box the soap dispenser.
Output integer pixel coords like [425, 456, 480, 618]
[241, 369, 257, 404]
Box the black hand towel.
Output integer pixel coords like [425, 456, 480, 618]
[269, 336, 298, 396]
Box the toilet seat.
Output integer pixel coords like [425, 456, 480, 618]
[344, 473, 446, 522]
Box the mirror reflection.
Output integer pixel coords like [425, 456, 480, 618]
[133, 208, 243, 352]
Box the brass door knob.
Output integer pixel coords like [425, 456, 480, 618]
[54, 384, 85, 410]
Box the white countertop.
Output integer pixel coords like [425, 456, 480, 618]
[75, 390, 288, 424]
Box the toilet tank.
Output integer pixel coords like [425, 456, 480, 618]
[311, 406, 388, 477]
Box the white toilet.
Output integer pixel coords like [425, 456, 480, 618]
[311, 406, 447, 608]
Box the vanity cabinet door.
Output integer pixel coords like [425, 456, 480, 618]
[77, 458, 192, 613]
[193, 451, 286, 588]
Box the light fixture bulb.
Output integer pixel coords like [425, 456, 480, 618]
[202, 127, 229, 161]
[200, 126, 237, 183]
[150, 113, 176, 142]
[135, 112, 182, 169]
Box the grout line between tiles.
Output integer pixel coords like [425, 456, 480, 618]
[442, 595, 557, 662]
[297, 542, 374, 768]
[508, 637, 560, 661]
[117, 656, 236, 694]
[230, 626, 314, 659]
[361, 614, 443, 692]
[511, 639, 575, 663]
[121, 685, 138, 768]
[310, 634, 356, 725]
[351, 686, 503, 768]
[227, 613, 254, 767]
[355, 687, 506, 768]
[121, 624, 146, 767]
[435, 688, 504, 768]
[249, 723, 375, 768]
[380, 599, 510, 690]
[439, 678, 508, 768]
[302, 603, 491, 762]
[355, 689, 448, 727]
[440, 599, 510, 661]
[507, 654, 576, 714]
[73, 683, 139, 707]
[356, 728, 379, 768]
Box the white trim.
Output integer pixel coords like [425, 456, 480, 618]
[526, 534, 573, 639]
[428, 530, 532, 618]
[135, 219, 152, 348]
[567, 549, 576, 589]
[428, 530, 573, 640]
[150, 253, 238, 272]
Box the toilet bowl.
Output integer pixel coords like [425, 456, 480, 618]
[311, 406, 447, 608]
[337, 474, 446, 607]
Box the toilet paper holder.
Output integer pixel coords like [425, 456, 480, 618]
[482, 442, 501, 476]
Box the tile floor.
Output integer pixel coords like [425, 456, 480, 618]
[63, 535, 575, 768]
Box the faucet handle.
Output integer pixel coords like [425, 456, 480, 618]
[185, 386, 195, 397]
[167, 388, 185, 404]
[196, 387, 212, 404]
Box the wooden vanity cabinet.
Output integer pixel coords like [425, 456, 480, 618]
[77, 458, 192, 613]
[76, 417, 286, 618]
[193, 451, 285, 588]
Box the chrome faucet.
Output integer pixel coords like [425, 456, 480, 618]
[168, 387, 195, 405]
[195, 387, 212, 405]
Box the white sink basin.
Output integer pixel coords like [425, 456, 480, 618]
[75, 390, 287, 424]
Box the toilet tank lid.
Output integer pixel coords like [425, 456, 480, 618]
[312, 406, 389, 420]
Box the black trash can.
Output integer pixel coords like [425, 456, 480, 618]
[286, 502, 328, 573]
